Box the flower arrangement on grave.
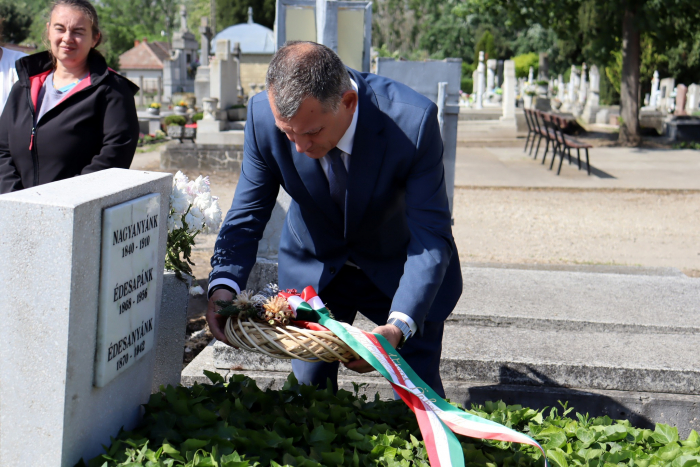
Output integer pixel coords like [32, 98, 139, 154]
[214, 284, 354, 363]
[216, 285, 548, 467]
[165, 171, 222, 291]
[149, 102, 161, 109]
[176, 100, 188, 108]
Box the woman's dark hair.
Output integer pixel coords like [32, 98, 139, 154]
[44, 0, 103, 66]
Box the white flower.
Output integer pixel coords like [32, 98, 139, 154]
[192, 175, 210, 194]
[185, 211, 203, 233]
[167, 215, 175, 233]
[173, 216, 183, 230]
[170, 186, 191, 215]
[204, 200, 222, 232]
[189, 285, 204, 296]
[174, 171, 189, 190]
[193, 192, 213, 211]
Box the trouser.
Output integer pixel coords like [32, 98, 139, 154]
[291, 265, 446, 398]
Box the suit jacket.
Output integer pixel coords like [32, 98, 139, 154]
[210, 68, 462, 332]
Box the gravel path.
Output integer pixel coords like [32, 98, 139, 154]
[131, 148, 700, 279]
[453, 188, 700, 276]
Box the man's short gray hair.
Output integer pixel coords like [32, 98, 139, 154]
[266, 41, 353, 119]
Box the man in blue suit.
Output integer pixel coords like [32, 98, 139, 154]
[207, 41, 462, 397]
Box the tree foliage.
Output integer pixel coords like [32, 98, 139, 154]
[0, 0, 33, 44]
[215, 0, 275, 33]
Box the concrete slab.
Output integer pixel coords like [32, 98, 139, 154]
[439, 325, 700, 394]
[455, 146, 700, 190]
[183, 340, 700, 437]
[456, 266, 700, 331]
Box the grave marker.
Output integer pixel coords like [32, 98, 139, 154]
[0, 169, 172, 466]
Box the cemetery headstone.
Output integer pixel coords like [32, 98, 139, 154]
[675, 84, 688, 116]
[210, 39, 240, 111]
[194, 17, 213, 106]
[557, 74, 565, 101]
[163, 5, 198, 101]
[581, 65, 600, 123]
[0, 169, 172, 466]
[686, 84, 700, 114]
[486, 59, 497, 95]
[649, 71, 660, 109]
[376, 57, 461, 215]
[276, 0, 372, 72]
[476, 51, 485, 109]
[659, 78, 675, 113]
[500, 60, 516, 124]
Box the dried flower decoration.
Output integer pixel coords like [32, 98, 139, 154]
[261, 296, 295, 325]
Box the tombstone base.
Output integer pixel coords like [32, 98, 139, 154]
[160, 141, 244, 172]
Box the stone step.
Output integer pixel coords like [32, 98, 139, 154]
[212, 264, 700, 395]
[213, 320, 700, 395]
[183, 343, 700, 437]
[455, 265, 700, 333]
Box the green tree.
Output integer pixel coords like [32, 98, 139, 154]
[215, 0, 275, 32]
[462, 0, 700, 145]
[513, 52, 538, 79]
[474, 30, 496, 66]
[0, 0, 33, 44]
[95, 0, 181, 69]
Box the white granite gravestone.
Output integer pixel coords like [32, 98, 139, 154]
[0, 169, 171, 467]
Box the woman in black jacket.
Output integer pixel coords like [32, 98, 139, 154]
[0, 0, 139, 194]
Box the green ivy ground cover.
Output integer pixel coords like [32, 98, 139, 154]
[82, 372, 700, 467]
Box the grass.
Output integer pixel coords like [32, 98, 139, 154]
[136, 141, 168, 154]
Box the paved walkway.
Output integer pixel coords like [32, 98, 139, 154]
[455, 145, 700, 190]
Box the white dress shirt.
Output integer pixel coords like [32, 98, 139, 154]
[209, 79, 417, 337]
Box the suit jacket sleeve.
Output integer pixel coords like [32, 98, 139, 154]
[0, 84, 24, 194]
[390, 103, 455, 333]
[209, 101, 280, 288]
[80, 80, 139, 175]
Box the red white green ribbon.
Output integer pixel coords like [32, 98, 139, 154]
[280, 286, 548, 467]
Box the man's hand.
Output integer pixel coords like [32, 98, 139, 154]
[343, 323, 403, 373]
[206, 288, 237, 347]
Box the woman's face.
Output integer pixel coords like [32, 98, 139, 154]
[47, 5, 99, 69]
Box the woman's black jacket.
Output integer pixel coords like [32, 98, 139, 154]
[0, 50, 140, 193]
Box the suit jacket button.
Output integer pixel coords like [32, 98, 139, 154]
[330, 267, 336, 274]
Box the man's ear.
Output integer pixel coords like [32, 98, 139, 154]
[341, 90, 358, 112]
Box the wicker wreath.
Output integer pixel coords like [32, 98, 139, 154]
[224, 315, 359, 363]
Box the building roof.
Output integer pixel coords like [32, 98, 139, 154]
[211, 8, 274, 55]
[119, 40, 171, 70]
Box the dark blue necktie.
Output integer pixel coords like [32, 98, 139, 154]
[327, 147, 348, 215]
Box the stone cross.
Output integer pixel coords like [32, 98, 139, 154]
[179, 4, 188, 32]
[199, 16, 213, 66]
